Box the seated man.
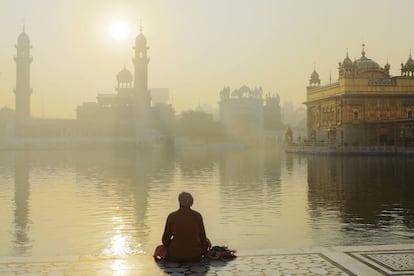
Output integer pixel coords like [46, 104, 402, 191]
[161, 192, 209, 262]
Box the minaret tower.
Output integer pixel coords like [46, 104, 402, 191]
[132, 24, 151, 114]
[14, 25, 33, 121]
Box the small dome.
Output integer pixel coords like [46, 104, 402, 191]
[310, 69, 319, 80]
[17, 31, 30, 45]
[342, 49, 353, 67]
[117, 67, 133, 83]
[403, 56, 414, 70]
[309, 69, 320, 86]
[343, 55, 353, 67]
[135, 32, 147, 46]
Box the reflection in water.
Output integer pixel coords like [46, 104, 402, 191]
[307, 155, 414, 244]
[177, 150, 217, 177]
[216, 150, 285, 249]
[2, 149, 414, 257]
[110, 259, 128, 276]
[102, 216, 144, 255]
[71, 148, 175, 255]
[13, 151, 32, 255]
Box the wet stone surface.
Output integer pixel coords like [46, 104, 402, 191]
[2, 245, 414, 275]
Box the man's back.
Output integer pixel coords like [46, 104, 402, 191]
[162, 207, 207, 261]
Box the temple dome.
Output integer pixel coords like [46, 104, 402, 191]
[117, 67, 133, 83]
[356, 56, 380, 71]
[355, 46, 380, 71]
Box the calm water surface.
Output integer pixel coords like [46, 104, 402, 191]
[0, 148, 414, 257]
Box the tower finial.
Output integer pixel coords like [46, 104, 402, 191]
[346, 48, 349, 57]
[362, 43, 366, 57]
[410, 48, 412, 59]
[139, 19, 143, 33]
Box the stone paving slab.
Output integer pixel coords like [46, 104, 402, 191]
[0, 244, 413, 275]
[347, 249, 414, 275]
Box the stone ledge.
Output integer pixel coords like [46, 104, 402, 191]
[0, 244, 413, 275]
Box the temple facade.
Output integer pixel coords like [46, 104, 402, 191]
[305, 45, 414, 146]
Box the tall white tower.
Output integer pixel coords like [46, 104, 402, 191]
[132, 25, 151, 116]
[14, 26, 33, 121]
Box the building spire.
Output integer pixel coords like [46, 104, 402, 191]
[346, 48, 349, 58]
[362, 44, 366, 57]
[139, 19, 143, 34]
[410, 48, 412, 59]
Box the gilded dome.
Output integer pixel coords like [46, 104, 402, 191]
[117, 67, 133, 83]
[356, 56, 380, 71]
[355, 45, 380, 71]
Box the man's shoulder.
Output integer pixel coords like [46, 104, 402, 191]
[169, 208, 202, 218]
[189, 209, 203, 219]
[168, 209, 180, 218]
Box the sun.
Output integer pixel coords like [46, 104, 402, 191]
[109, 20, 130, 41]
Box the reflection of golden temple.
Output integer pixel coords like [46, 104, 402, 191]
[305, 45, 414, 147]
[307, 155, 414, 225]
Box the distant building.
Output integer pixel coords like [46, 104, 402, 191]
[264, 94, 283, 130]
[305, 45, 414, 146]
[219, 85, 283, 145]
[2, 26, 174, 148]
[75, 27, 174, 144]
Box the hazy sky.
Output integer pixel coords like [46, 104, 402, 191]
[1, 0, 414, 118]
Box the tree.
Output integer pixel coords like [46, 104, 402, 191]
[176, 110, 225, 142]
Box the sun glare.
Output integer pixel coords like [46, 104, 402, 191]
[109, 20, 130, 41]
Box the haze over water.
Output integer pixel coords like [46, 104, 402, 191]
[2, 1, 414, 118]
[0, 148, 413, 257]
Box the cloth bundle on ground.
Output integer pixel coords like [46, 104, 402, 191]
[204, 246, 237, 260]
[153, 244, 237, 261]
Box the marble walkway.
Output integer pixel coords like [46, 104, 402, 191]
[1, 244, 414, 275]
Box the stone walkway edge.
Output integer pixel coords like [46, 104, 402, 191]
[0, 244, 413, 275]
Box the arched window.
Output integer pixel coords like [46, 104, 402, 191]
[408, 110, 413, 119]
[353, 111, 359, 120]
